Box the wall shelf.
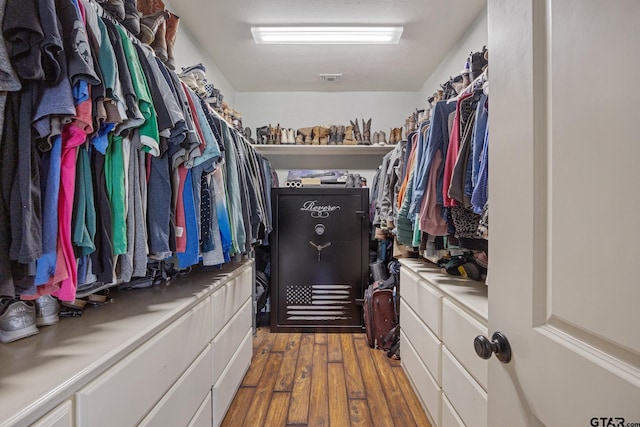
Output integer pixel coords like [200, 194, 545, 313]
[252, 144, 396, 170]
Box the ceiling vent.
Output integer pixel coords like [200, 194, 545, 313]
[320, 73, 343, 82]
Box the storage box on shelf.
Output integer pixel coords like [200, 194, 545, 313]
[0, 261, 254, 427]
[399, 258, 488, 427]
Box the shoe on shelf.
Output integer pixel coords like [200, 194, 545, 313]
[372, 131, 379, 145]
[0, 298, 39, 343]
[180, 63, 207, 82]
[35, 294, 60, 327]
[138, 10, 169, 45]
[378, 131, 387, 145]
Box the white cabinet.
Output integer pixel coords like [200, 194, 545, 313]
[0, 260, 253, 427]
[399, 258, 488, 427]
[76, 299, 212, 427]
[30, 401, 73, 427]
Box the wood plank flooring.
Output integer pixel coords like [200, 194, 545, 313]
[221, 327, 431, 427]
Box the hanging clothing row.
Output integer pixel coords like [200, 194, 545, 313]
[372, 57, 489, 271]
[0, 0, 276, 303]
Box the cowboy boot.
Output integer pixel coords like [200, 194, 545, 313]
[164, 12, 180, 70]
[256, 126, 268, 144]
[100, 0, 126, 20]
[311, 126, 321, 145]
[336, 125, 345, 144]
[266, 125, 274, 144]
[372, 131, 379, 145]
[138, 10, 169, 44]
[361, 118, 371, 145]
[378, 131, 387, 145]
[328, 125, 337, 144]
[136, 0, 165, 15]
[150, 18, 168, 62]
[295, 131, 304, 145]
[350, 119, 362, 143]
[318, 126, 330, 145]
[287, 129, 296, 144]
[297, 127, 313, 144]
[275, 125, 282, 144]
[122, 0, 141, 35]
[469, 46, 488, 81]
[343, 125, 356, 145]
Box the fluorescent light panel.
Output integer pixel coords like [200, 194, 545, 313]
[251, 26, 403, 45]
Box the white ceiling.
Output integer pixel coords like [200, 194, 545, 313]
[171, 0, 486, 92]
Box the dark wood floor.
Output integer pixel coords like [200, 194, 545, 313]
[221, 327, 431, 427]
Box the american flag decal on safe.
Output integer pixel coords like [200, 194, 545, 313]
[285, 284, 352, 320]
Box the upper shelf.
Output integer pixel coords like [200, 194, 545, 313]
[251, 144, 396, 170]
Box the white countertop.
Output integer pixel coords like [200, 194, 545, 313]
[0, 261, 251, 427]
[399, 257, 488, 322]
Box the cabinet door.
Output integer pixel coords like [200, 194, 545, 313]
[489, 1, 640, 425]
[31, 401, 73, 427]
[271, 188, 368, 331]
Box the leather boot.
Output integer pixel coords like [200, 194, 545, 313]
[295, 131, 304, 145]
[122, 0, 141, 35]
[150, 18, 168, 62]
[469, 45, 488, 81]
[318, 126, 330, 145]
[389, 128, 396, 144]
[361, 118, 371, 145]
[343, 126, 356, 145]
[350, 119, 362, 143]
[336, 125, 345, 144]
[164, 12, 180, 71]
[287, 129, 296, 144]
[297, 127, 313, 144]
[275, 125, 282, 144]
[100, 0, 126, 20]
[378, 131, 387, 145]
[136, 0, 165, 15]
[372, 131, 379, 145]
[266, 125, 274, 144]
[311, 126, 321, 145]
[328, 125, 337, 144]
[139, 10, 169, 44]
[256, 125, 268, 144]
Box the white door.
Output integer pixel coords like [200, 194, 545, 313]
[488, 1, 640, 426]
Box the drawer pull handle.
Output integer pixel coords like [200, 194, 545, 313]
[474, 331, 512, 363]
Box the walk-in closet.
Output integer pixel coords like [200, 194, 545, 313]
[0, 1, 638, 426]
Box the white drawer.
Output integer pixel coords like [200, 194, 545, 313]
[442, 299, 488, 390]
[31, 401, 73, 427]
[442, 394, 465, 427]
[400, 269, 442, 338]
[212, 328, 253, 427]
[212, 298, 252, 383]
[400, 299, 442, 384]
[76, 300, 212, 427]
[400, 330, 441, 427]
[442, 348, 487, 427]
[139, 344, 213, 427]
[211, 271, 252, 338]
[189, 391, 213, 427]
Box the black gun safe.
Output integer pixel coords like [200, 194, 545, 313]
[270, 187, 369, 332]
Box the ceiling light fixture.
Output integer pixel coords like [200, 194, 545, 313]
[250, 26, 403, 45]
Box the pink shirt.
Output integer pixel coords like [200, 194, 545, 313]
[52, 122, 89, 301]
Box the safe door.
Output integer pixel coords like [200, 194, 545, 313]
[270, 187, 369, 332]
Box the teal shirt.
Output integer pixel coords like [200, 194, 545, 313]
[116, 26, 160, 156]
